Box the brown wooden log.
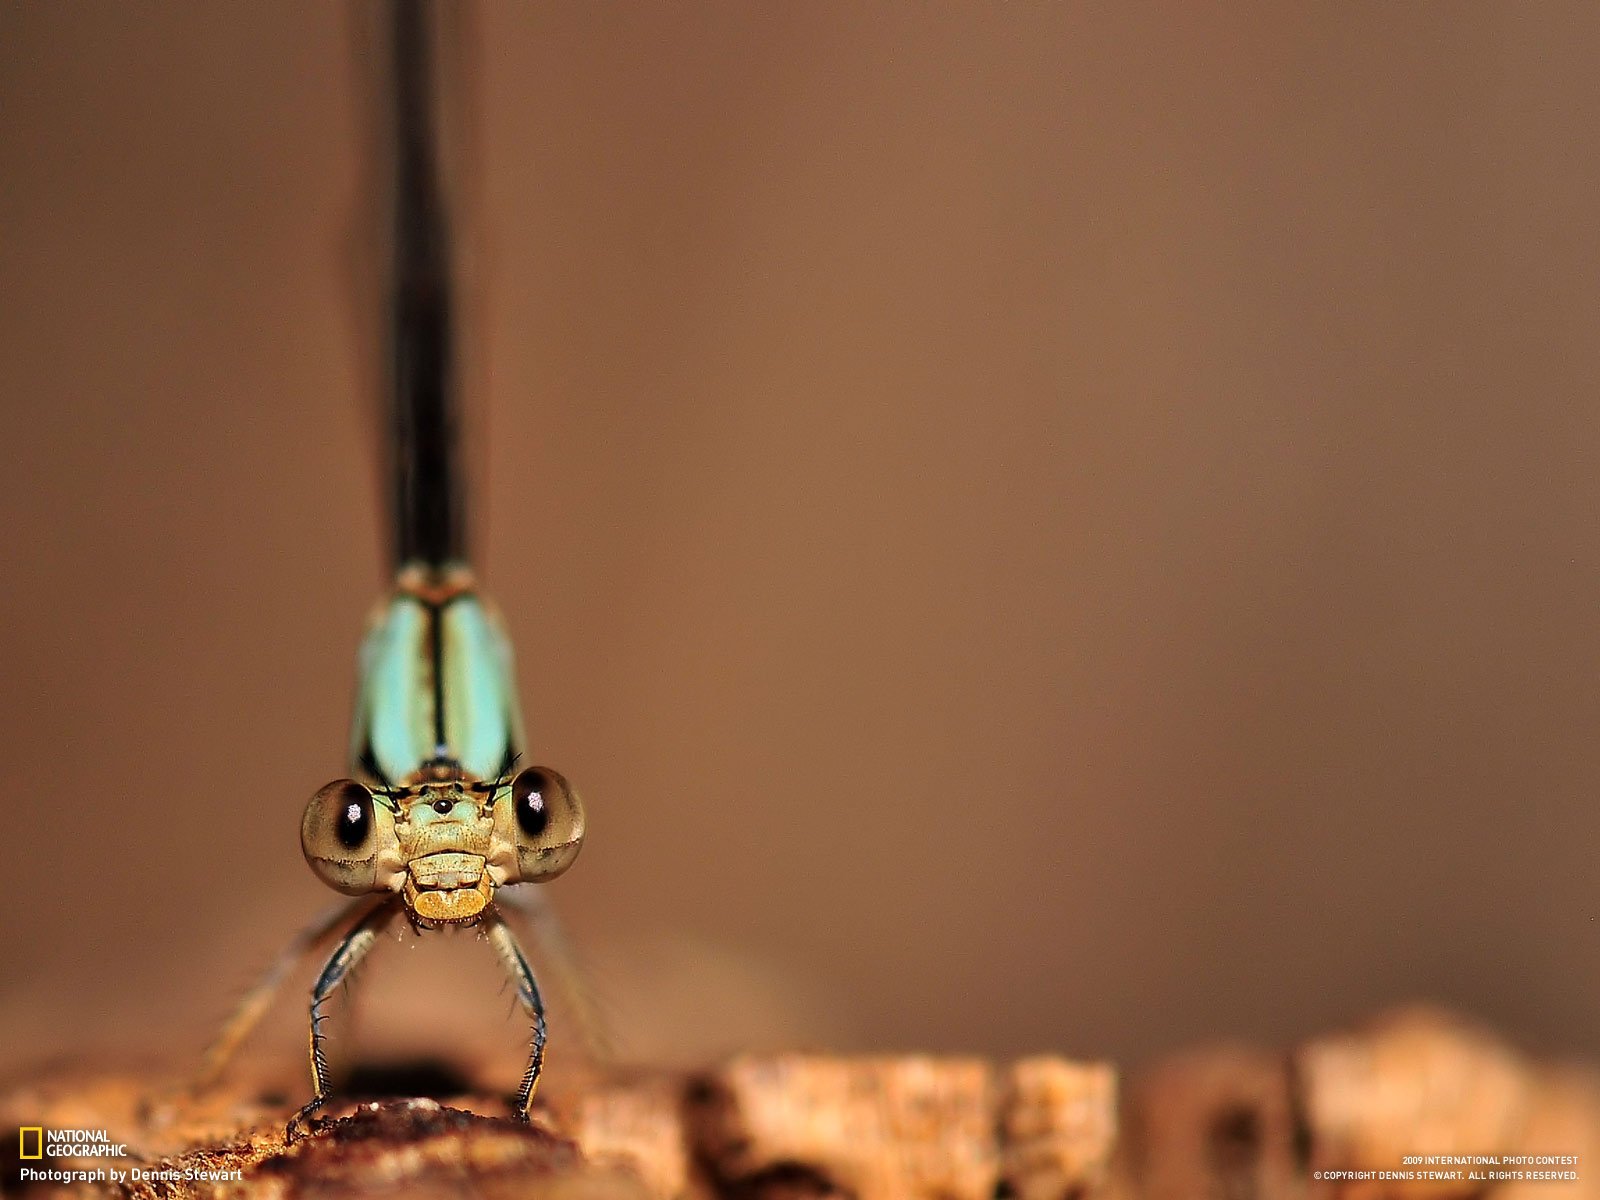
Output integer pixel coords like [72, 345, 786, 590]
[1, 1010, 1594, 1200]
[0, 1071, 646, 1200]
[1123, 1043, 1304, 1200]
[997, 1055, 1118, 1200]
[679, 1053, 1118, 1200]
[546, 1069, 706, 1200]
[1499, 1068, 1600, 1200]
[1295, 1007, 1538, 1200]
[686, 1054, 1000, 1200]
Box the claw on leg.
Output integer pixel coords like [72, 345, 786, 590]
[284, 1098, 326, 1144]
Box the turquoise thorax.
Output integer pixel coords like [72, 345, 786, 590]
[350, 572, 526, 785]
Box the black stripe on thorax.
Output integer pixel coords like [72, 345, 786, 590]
[421, 591, 474, 754]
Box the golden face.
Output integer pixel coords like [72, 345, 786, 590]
[301, 765, 585, 928]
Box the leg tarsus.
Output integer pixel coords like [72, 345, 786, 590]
[284, 1097, 326, 1143]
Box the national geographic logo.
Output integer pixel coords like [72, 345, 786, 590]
[16, 1125, 129, 1158]
[9, 1126, 242, 1188]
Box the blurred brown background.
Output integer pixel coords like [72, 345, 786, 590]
[2, 2, 1597, 1086]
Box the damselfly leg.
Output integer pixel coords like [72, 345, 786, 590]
[484, 912, 548, 1120]
[288, 899, 400, 1140]
[196, 896, 386, 1094]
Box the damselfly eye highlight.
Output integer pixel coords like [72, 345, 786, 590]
[515, 770, 551, 836]
[339, 796, 371, 847]
[497, 766, 584, 882]
[302, 779, 388, 894]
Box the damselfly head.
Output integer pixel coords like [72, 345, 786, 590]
[300, 767, 582, 927]
[391, 775, 497, 925]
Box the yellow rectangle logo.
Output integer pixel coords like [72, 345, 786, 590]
[19, 1127, 43, 1159]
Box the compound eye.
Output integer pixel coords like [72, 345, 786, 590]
[302, 779, 384, 893]
[501, 766, 584, 882]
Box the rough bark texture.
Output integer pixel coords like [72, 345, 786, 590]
[1124, 1042, 1305, 1200]
[2, 1006, 1594, 1200]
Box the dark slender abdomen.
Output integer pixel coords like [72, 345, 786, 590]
[387, 0, 465, 570]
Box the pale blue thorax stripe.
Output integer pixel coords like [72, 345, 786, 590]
[441, 597, 524, 780]
[353, 595, 432, 784]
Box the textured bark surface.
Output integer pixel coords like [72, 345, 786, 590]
[1124, 1042, 1304, 1200]
[2, 1007, 1594, 1200]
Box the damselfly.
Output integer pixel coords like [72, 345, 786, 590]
[199, 0, 585, 1137]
